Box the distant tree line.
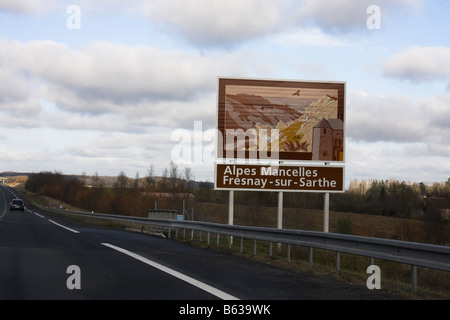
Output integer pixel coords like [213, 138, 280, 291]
[338, 178, 450, 217]
[196, 178, 450, 216]
[24, 168, 449, 244]
[24, 161, 194, 217]
[194, 177, 450, 245]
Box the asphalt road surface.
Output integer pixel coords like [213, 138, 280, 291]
[0, 184, 403, 302]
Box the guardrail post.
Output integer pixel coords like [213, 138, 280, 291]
[336, 252, 341, 273]
[287, 244, 291, 263]
[309, 247, 313, 268]
[253, 240, 257, 255]
[411, 265, 417, 294]
[269, 242, 273, 257]
[216, 234, 220, 248]
[240, 238, 244, 253]
[207, 232, 210, 246]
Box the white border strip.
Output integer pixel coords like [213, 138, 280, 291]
[102, 243, 239, 300]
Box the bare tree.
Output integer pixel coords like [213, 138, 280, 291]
[145, 164, 155, 190]
[91, 172, 104, 188]
[169, 161, 180, 193]
[158, 167, 169, 192]
[114, 171, 129, 196]
[184, 167, 192, 182]
[133, 172, 140, 190]
[184, 167, 193, 191]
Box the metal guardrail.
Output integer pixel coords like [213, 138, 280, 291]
[43, 207, 450, 271]
[41, 206, 450, 292]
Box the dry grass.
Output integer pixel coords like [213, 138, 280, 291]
[191, 201, 449, 299]
[193, 201, 425, 239]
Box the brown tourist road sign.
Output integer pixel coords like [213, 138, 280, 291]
[215, 163, 344, 192]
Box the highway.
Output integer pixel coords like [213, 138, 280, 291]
[0, 184, 402, 301]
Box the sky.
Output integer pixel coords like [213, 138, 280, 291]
[0, 0, 449, 187]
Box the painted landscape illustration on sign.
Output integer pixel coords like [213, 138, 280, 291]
[224, 85, 344, 161]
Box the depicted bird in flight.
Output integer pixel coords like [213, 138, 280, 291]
[292, 90, 301, 96]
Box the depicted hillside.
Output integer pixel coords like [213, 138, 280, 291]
[0, 171, 32, 177]
[224, 93, 339, 154]
[225, 93, 303, 130]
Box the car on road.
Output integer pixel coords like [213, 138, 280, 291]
[10, 199, 25, 212]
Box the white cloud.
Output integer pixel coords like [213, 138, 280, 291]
[297, 0, 371, 32]
[0, 0, 55, 14]
[1, 39, 217, 104]
[0, 38, 256, 132]
[137, 0, 425, 47]
[1, 0, 426, 48]
[0, 0, 139, 15]
[346, 140, 450, 184]
[383, 46, 450, 81]
[270, 27, 351, 48]
[287, 0, 423, 33]
[0, 36, 254, 179]
[347, 91, 422, 143]
[142, 0, 293, 47]
[347, 90, 450, 159]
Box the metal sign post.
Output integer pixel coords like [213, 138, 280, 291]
[323, 162, 330, 233]
[277, 191, 283, 251]
[324, 192, 329, 233]
[228, 190, 234, 226]
[277, 191, 283, 230]
[228, 190, 234, 245]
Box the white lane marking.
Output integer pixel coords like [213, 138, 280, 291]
[0, 186, 7, 219]
[30, 210, 45, 218]
[48, 219, 80, 233]
[101, 242, 239, 300]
